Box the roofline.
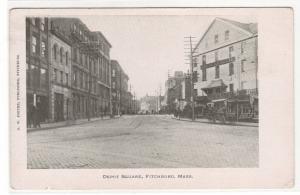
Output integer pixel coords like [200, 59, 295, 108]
[193, 17, 256, 54]
[91, 31, 112, 48]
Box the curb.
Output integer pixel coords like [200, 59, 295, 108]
[27, 116, 121, 132]
[171, 117, 258, 128]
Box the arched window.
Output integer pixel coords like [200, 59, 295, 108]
[60, 47, 64, 63]
[65, 51, 69, 65]
[53, 44, 58, 60]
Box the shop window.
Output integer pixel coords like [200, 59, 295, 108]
[30, 64, 39, 89]
[40, 68, 47, 90]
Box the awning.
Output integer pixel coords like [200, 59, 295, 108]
[201, 79, 227, 90]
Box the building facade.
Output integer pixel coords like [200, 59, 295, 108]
[26, 17, 50, 123]
[49, 18, 112, 119]
[111, 60, 122, 115]
[48, 24, 73, 122]
[193, 18, 258, 120]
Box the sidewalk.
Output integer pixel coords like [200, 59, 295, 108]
[27, 115, 121, 132]
[171, 116, 258, 127]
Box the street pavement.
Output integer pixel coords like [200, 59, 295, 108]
[27, 115, 258, 169]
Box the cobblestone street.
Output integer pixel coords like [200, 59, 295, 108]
[27, 115, 258, 168]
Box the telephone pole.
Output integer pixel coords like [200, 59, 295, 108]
[184, 36, 197, 121]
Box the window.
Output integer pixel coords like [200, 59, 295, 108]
[214, 34, 219, 44]
[66, 73, 69, 86]
[112, 69, 115, 77]
[31, 18, 36, 25]
[73, 24, 77, 32]
[215, 51, 218, 62]
[215, 66, 220, 79]
[32, 36, 37, 54]
[193, 58, 197, 68]
[229, 63, 234, 76]
[229, 46, 234, 60]
[225, 30, 229, 40]
[30, 64, 39, 89]
[40, 68, 47, 89]
[60, 48, 64, 64]
[41, 41, 46, 57]
[53, 44, 58, 60]
[53, 69, 57, 82]
[241, 60, 246, 72]
[229, 84, 234, 93]
[40, 18, 45, 31]
[202, 55, 206, 65]
[202, 69, 206, 81]
[60, 71, 64, 84]
[65, 51, 69, 65]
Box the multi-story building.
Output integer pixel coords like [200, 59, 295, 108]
[120, 71, 129, 114]
[48, 21, 72, 122]
[49, 18, 112, 119]
[111, 60, 122, 115]
[26, 17, 50, 123]
[164, 71, 185, 113]
[193, 18, 258, 120]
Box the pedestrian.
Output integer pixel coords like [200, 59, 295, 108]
[27, 103, 34, 128]
[35, 100, 41, 128]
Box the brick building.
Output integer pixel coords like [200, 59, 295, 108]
[48, 22, 72, 122]
[26, 17, 50, 123]
[49, 18, 112, 119]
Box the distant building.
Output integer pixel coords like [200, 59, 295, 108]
[193, 17, 258, 120]
[164, 71, 185, 113]
[140, 95, 159, 114]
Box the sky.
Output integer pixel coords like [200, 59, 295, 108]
[79, 15, 256, 99]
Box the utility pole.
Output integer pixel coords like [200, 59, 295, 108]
[184, 36, 197, 121]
